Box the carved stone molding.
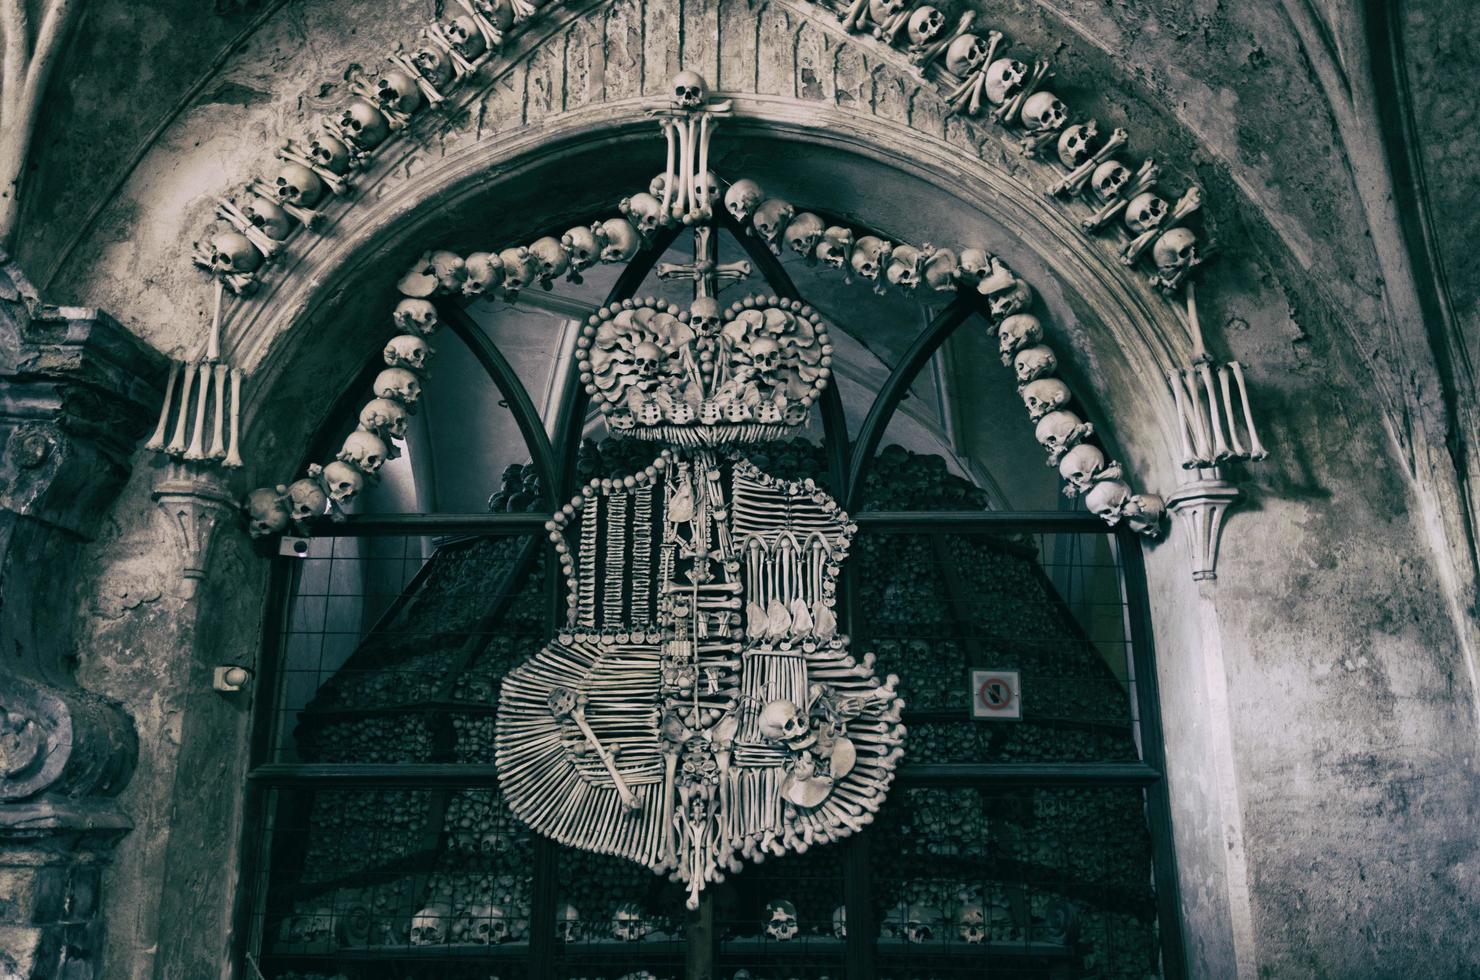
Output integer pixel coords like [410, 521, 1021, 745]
[151, 466, 238, 598]
[1166, 477, 1242, 581]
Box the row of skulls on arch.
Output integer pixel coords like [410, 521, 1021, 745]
[240, 203, 658, 538]
[192, 0, 567, 295]
[830, 0, 1207, 295]
[721, 175, 1167, 536]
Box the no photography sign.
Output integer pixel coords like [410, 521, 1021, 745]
[971, 669, 1022, 720]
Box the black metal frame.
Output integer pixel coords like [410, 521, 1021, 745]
[236, 214, 1186, 980]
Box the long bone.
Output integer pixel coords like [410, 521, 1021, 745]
[1198, 362, 1232, 460]
[165, 361, 198, 455]
[1229, 361, 1268, 459]
[1083, 159, 1160, 231]
[388, 44, 450, 105]
[277, 141, 353, 196]
[911, 11, 974, 73]
[182, 363, 212, 461]
[994, 59, 1049, 126]
[215, 197, 281, 259]
[208, 363, 229, 459]
[223, 368, 244, 467]
[145, 361, 182, 452]
[1122, 184, 1203, 263]
[945, 31, 1003, 117]
[548, 687, 640, 811]
[1048, 127, 1129, 198]
[248, 178, 323, 230]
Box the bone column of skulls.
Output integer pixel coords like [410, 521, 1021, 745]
[144, 275, 247, 469]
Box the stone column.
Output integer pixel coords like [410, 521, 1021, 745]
[0, 252, 166, 979]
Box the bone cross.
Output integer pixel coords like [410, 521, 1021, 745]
[657, 227, 751, 294]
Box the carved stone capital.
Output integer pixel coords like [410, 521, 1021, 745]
[1166, 477, 1242, 581]
[151, 466, 238, 598]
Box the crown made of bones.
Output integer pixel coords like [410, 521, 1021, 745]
[575, 295, 833, 446]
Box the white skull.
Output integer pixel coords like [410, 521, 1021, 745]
[338, 99, 390, 149]
[1124, 192, 1169, 234]
[978, 257, 1033, 318]
[466, 903, 511, 945]
[764, 899, 798, 941]
[1057, 122, 1098, 168]
[1019, 377, 1071, 420]
[411, 42, 454, 89]
[957, 904, 986, 944]
[1058, 443, 1108, 496]
[997, 313, 1043, 366]
[529, 235, 570, 285]
[851, 236, 892, 282]
[758, 698, 808, 744]
[442, 14, 488, 59]
[1085, 479, 1133, 524]
[275, 162, 325, 209]
[556, 903, 581, 942]
[753, 199, 795, 251]
[611, 902, 648, 941]
[1020, 91, 1067, 132]
[360, 397, 410, 440]
[984, 58, 1027, 105]
[1013, 344, 1058, 383]
[905, 905, 940, 944]
[944, 33, 989, 77]
[244, 196, 292, 240]
[1152, 227, 1199, 277]
[957, 247, 991, 285]
[906, 5, 945, 46]
[1123, 492, 1166, 535]
[410, 903, 450, 946]
[393, 297, 439, 335]
[427, 250, 467, 293]
[562, 225, 603, 277]
[374, 367, 423, 407]
[282, 477, 326, 523]
[244, 487, 290, 538]
[1089, 161, 1131, 202]
[620, 192, 664, 237]
[498, 246, 540, 293]
[1034, 410, 1093, 464]
[747, 337, 783, 383]
[309, 134, 351, 174]
[724, 179, 765, 224]
[601, 217, 641, 262]
[204, 231, 262, 274]
[633, 341, 668, 383]
[384, 334, 434, 372]
[319, 460, 365, 506]
[922, 247, 960, 291]
[886, 244, 927, 291]
[832, 904, 847, 939]
[689, 297, 722, 337]
[784, 212, 826, 258]
[462, 251, 504, 297]
[375, 68, 423, 114]
[816, 226, 854, 270]
[338, 429, 389, 474]
[672, 69, 707, 109]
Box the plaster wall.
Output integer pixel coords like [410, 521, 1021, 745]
[14, 0, 1479, 977]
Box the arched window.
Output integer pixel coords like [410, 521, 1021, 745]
[238, 205, 1184, 980]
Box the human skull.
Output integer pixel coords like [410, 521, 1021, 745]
[758, 698, 807, 743]
[816, 225, 854, 270]
[944, 33, 989, 77]
[243, 196, 292, 240]
[1021, 91, 1067, 132]
[885, 244, 927, 291]
[632, 341, 668, 383]
[620, 192, 664, 237]
[1091, 160, 1133, 202]
[1013, 344, 1058, 383]
[309, 134, 351, 174]
[1019, 377, 1071, 420]
[338, 429, 389, 475]
[784, 212, 826, 258]
[466, 903, 511, 945]
[462, 251, 504, 297]
[529, 236, 571, 286]
[244, 487, 291, 538]
[997, 313, 1043, 365]
[427, 249, 467, 293]
[556, 903, 581, 942]
[611, 902, 648, 941]
[747, 337, 783, 383]
[832, 904, 847, 939]
[601, 217, 641, 262]
[562, 224, 603, 277]
[851, 236, 892, 283]
[472, 0, 512, 34]
[1057, 122, 1098, 168]
[374, 367, 423, 406]
[1124, 192, 1169, 234]
[320, 460, 365, 506]
[359, 397, 410, 440]
[906, 5, 945, 46]
[764, 899, 798, 941]
[375, 68, 423, 114]
[978, 257, 1033, 318]
[393, 297, 438, 335]
[1058, 443, 1108, 496]
[957, 904, 986, 944]
[409, 903, 450, 945]
[984, 58, 1028, 105]
[905, 905, 941, 944]
[753, 199, 795, 252]
[384, 334, 434, 372]
[1152, 227, 1199, 278]
[922, 247, 960, 292]
[275, 162, 325, 208]
[282, 477, 327, 523]
[411, 42, 454, 89]
[724, 179, 765, 224]
[443, 14, 488, 59]
[1034, 410, 1093, 464]
[498, 246, 540, 293]
[337, 99, 390, 148]
[957, 247, 990, 285]
[869, 0, 909, 26]
[1085, 478, 1132, 524]
[1122, 492, 1166, 535]
[205, 231, 262, 274]
[672, 69, 707, 109]
[689, 297, 722, 338]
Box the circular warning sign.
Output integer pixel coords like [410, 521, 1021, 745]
[970, 669, 1022, 720]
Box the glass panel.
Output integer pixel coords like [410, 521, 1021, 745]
[247, 785, 534, 978]
[852, 530, 1140, 762]
[715, 846, 846, 975]
[270, 532, 548, 763]
[553, 848, 688, 978]
[869, 785, 1160, 979]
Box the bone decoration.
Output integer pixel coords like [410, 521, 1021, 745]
[145, 279, 246, 469]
